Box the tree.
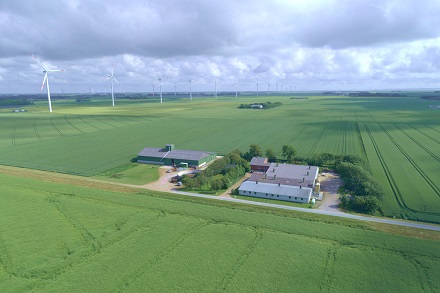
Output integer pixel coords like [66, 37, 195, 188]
[281, 144, 297, 162]
[210, 178, 224, 192]
[265, 148, 277, 162]
[244, 144, 263, 160]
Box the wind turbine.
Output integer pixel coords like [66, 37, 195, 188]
[256, 81, 259, 96]
[105, 65, 120, 107]
[174, 80, 177, 96]
[32, 54, 65, 113]
[234, 79, 240, 98]
[214, 78, 219, 98]
[267, 83, 271, 93]
[151, 84, 155, 97]
[189, 79, 196, 100]
[155, 69, 167, 103]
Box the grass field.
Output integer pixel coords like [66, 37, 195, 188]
[0, 170, 439, 292]
[0, 93, 438, 223]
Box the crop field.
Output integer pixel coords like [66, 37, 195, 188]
[0, 93, 438, 223]
[0, 171, 439, 292]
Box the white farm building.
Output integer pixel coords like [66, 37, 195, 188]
[238, 158, 320, 203]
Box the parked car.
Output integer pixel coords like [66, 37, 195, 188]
[176, 182, 182, 186]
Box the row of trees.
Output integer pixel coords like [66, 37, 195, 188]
[238, 101, 283, 109]
[337, 162, 383, 214]
[243, 144, 297, 163]
[0, 99, 33, 106]
[182, 151, 250, 192]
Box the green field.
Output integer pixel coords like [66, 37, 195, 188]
[0, 93, 439, 223]
[0, 171, 439, 292]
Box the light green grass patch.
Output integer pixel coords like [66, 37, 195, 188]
[92, 163, 160, 185]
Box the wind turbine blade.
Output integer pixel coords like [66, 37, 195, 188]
[32, 53, 47, 70]
[47, 69, 66, 72]
[41, 73, 48, 91]
[155, 69, 161, 79]
[112, 77, 120, 85]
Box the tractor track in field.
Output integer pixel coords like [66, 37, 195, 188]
[77, 115, 102, 131]
[11, 127, 16, 146]
[410, 125, 440, 145]
[103, 115, 132, 126]
[308, 121, 328, 156]
[379, 124, 440, 197]
[364, 124, 439, 217]
[116, 221, 210, 292]
[364, 124, 407, 210]
[50, 118, 65, 137]
[407, 257, 435, 293]
[216, 227, 263, 292]
[394, 124, 440, 163]
[64, 115, 85, 134]
[91, 116, 118, 128]
[320, 244, 338, 292]
[342, 122, 347, 155]
[33, 123, 43, 141]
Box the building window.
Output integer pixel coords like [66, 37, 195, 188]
[289, 196, 291, 199]
[295, 197, 297, 200]
[300, 198, 303, 201]
[266, 193, 268, 196]
[254, 192, 256, 194]
[271, 194, 273, 197]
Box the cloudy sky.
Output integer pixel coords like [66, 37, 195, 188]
[1, 0, 440, 94]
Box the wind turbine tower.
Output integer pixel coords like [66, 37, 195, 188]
[155, 69, 166, 103]
[215, 78, 219, 98]
[256, 82, 259, 96]
[151, 84, 155, 97]
[105, 65, 120, 107]
[234, 79, 240, 98]
[32, 54, 65, 113]
[189, 79, 196, 100]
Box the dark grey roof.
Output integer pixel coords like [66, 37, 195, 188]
[138, 147, 214, 161]
[239, 181, 312, 198]
[266, 163, 318, 182]
[248, 172, 314, 188]
[250, 157, 269, 166]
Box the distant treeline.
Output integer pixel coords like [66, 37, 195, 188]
[238, 101, 283, 109]
[421, 96, 440, 100]
[0, 99, 34, 106]
[348, 91, 407, 97]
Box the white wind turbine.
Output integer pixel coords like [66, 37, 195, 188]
[234, 79, 240, 98]
[105, 65, 120, 106]
[32, 54, 65, 113]
[214, 78, 219, 98]
[151, 84, 155, 97]
[155, 69, 167, 103]
[189, 79, 196, 100]
[256, 81, 259, 96]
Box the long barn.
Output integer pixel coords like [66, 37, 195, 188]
[137, 144, 216, 168]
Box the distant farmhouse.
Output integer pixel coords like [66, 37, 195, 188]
[238, 157, 320, 203]
[137, 144, 216, 168]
